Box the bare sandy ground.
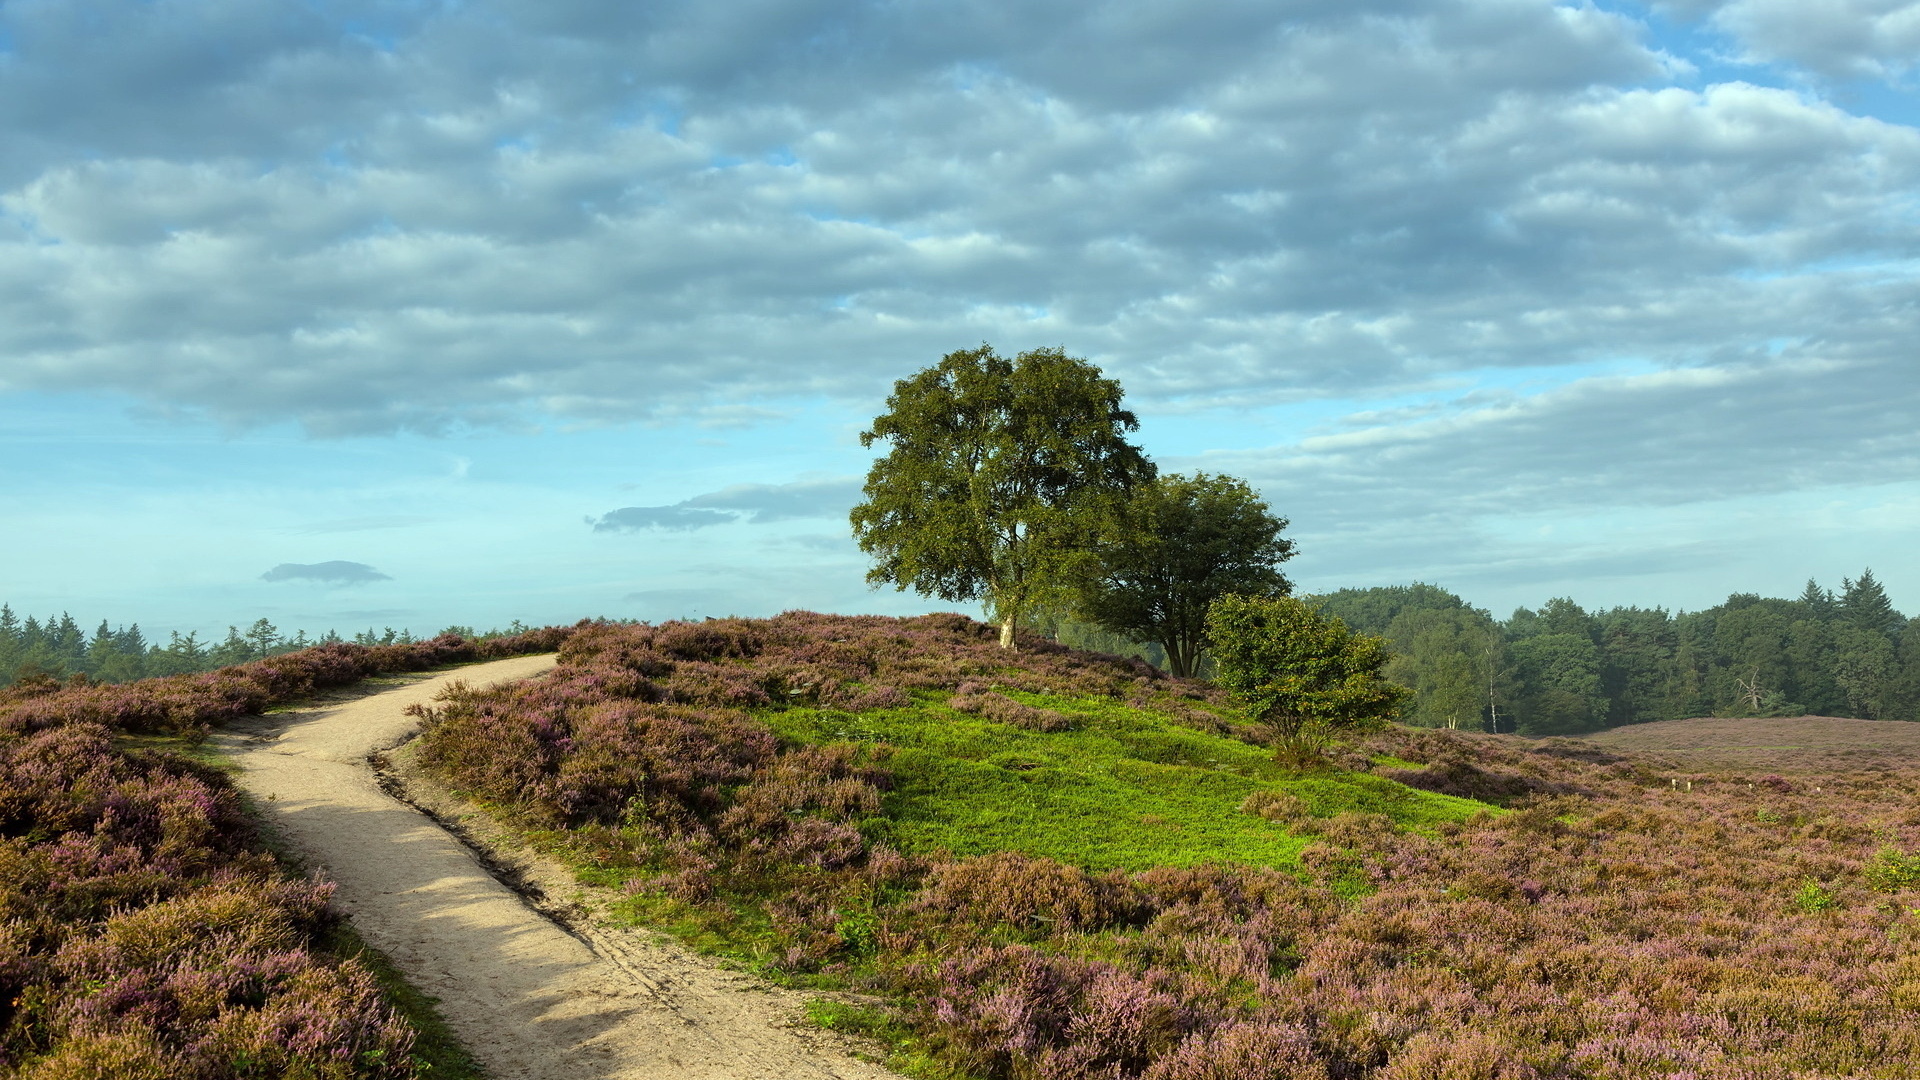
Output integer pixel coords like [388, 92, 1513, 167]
[218, 656, 903, 1080]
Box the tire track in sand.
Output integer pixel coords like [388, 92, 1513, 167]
[218, 656, 904, 1080]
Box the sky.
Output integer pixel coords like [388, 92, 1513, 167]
[2, 0, 1918, 641]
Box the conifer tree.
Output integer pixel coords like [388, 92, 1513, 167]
[1841, 569, 1903, 638]
[1796, 578, 1836, 619]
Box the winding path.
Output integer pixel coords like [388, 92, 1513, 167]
[219, 656, 901, 1080]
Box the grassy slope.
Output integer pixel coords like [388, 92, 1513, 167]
[767, 689, 1486, 872]
[408, 615, 1920, 1079]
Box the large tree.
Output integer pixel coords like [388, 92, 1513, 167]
[1207, 595, 1409, 764]
[850, 345, 1154, 648]
[1072, 472, 1294, 677]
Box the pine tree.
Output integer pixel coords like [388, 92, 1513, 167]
[0, 604, 18, 675]
[1841, 569, 1903, 638]
[245, 618, 281, 659]
[1796, 578, 1836, 619]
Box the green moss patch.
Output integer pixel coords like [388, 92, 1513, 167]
[764, 690, 1484, 872]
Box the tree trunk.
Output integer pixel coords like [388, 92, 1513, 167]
[1165, 637, 1192, 678]
[999, 615, 1017, 649]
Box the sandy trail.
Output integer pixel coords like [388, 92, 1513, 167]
[218, 656, 902, 1080]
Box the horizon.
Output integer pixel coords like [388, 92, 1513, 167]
[1, 566, 1902, 650]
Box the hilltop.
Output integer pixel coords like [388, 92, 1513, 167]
[406, 612, 1920, 1080]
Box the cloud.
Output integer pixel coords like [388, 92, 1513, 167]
[684, 477, 862, 523]
[3, 0, 1919, 620]
[260, 560, 393, 584]
[593, 476, 861, 532]
[1688, 0, 1920, 81]
[0, 0, 1913, 440]
[590, 505, 738, 532]
[1193, 345, 1920, 597]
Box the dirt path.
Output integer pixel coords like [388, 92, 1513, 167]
[218, 656, 903, 1080]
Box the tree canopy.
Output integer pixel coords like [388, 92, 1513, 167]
[1072, 472, 1294, 677]
[849, 345, 1154, 647]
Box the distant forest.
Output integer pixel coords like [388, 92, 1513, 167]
[0, 606, 510, 687]
[1319, 571, 1920, 733]
[11, 571, 1917, 733]
[1053, 569, 1920, 734]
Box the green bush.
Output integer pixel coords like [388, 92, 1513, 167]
[1794, 878, 1839, 913]
[1865, 846, 1920, 892]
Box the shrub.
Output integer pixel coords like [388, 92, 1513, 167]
[1206, 596, 1407, 764]
[0, 623, 577, 1077]
[0, 727, 415, 1079]
[1865, 845, 1920, 892]
[1141, 1020, 1326, 1080]
[913, 852, 1141, 935]
[1793, 877, 1840, 913]
[949, 690, 1074, 732]
[1, 626, 575, 738]
[1239, 790, 1311, 827]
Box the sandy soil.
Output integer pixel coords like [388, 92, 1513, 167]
[217, 656, 904, 1080]
[1585, 714, 1920, 772]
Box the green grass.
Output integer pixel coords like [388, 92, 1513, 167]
[803, 998, 977, 1080]
[764, 689, 1487, 872]
[114, 730, 234, 770]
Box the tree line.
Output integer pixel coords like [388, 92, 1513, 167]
[0, 606, 469, 687]
[1312, 571, 1919, 733]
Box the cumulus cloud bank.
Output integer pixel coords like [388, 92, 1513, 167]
[1689, 0, 1920, 79]
[260, 561, 394, 584]
[1, 0, 1915, 452]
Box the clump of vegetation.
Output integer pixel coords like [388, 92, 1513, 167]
[413, 611, 1920, 1079]
[0, 625, 572, 1078]
[0, 719, 413, 1076]
[1208, 595, 1409, 766]
[1866, 845, 1920, 893]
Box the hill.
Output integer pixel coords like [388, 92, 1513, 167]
[409, 612, 1920, 1080]
[1586, 714, 1920, 772]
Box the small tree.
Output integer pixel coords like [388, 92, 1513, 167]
[245, 617, 281, 660]
[850, 344, 1154, 648]
[1207, 595, 1409, 764]
[1073, 472, 1294, 677]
